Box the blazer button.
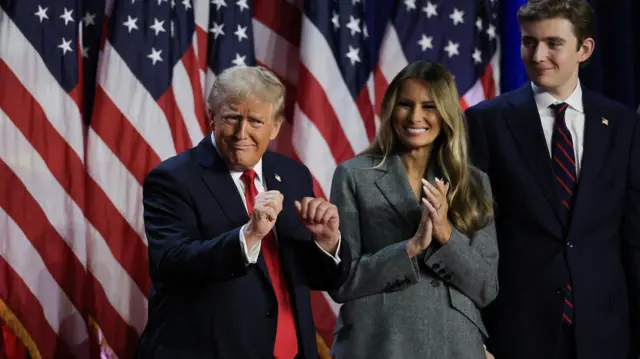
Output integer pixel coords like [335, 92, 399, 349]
[266, 311, 272, 318]
[556, 288, 563, 296]
[566, 242, 574, 248]
[431, 279, 441, 287]
[432, 263, 440, 270]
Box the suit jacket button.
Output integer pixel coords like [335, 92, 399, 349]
[566, 242, 574, 248]
[432, 263, 440, 270]
[431, 279, 441, 287]
[266, 311, 272, 318]
[556, 288, 563, 295]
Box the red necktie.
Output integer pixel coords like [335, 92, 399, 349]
[550, 103, 575, 325]
[240, 169, 298, 358]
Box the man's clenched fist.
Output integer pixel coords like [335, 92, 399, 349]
[243, 190, 283, 248]
[295, 197, 340, 255]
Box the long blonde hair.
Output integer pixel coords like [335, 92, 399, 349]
[362, 60, 493, 235]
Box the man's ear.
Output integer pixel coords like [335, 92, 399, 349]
[578, 37, 595, 64]
[269, 116, 284, 140]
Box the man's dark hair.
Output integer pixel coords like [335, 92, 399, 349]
[517, 0, 596, 51]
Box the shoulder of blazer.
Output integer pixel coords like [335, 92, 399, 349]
[338, 154, 380, 170]
[465, 84, 531, 125]
[582, 87, 639, 124]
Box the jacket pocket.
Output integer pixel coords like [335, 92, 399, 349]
[448, 287, 488, 338]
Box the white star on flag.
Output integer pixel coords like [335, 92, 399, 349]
[331, 12, 340, 30]
[150, 18, 166, 36]
[449, 8, 464, 26]
[234, 25, 248, 42]
[418, 34, 433, 51]
[34, 6, 48, 22]
[472, 48, 482, 64]
[232, 53, 246, 66]
[148, 47, 163, 65]
[404, 0, 416, 11]
[423, 1, 438, 18]
[487, 24, 497, 39]
[83, 12, 96, 27]
[210, 22, 224, 39]
[123, 16, 138, 33]
[59, 7, 74, 26]
[346, 45, 360, 65]
[346, 15, 361, 36]
[236, 0, 249, 12]
[444, 40, 459, 58]
[58, 37, 73, 55]
[212, 0, 227, 10]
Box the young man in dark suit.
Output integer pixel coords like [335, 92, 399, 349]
[465, 1, 640, 358]
[135, 66, 351, 359]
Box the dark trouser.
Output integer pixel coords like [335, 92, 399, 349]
[557, 323, 576, 359]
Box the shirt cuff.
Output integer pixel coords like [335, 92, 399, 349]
[239, 224, 261, 265]
[314, 232, 342, 265]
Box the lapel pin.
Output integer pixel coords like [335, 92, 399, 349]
[275, 173, 281, 182]
[602, 118, 609, 126]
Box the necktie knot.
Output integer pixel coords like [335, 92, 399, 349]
[240, 169, 256, 186]
[550, 102, 569, 117]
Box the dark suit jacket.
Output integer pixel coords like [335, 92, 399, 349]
[135, 135, 351, 359]
[465, 84, 640, 359]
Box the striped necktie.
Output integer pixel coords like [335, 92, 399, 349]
[550, 102, 575, 325]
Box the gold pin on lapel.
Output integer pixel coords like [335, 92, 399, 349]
[602, 118, 609, 126]
[275, 173, 281, 182]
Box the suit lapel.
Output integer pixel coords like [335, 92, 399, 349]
[197, 135, 249, 229]
[374, 155, 422, 228]
[570, 89, 611, 231]
[505, 85, 566, 225]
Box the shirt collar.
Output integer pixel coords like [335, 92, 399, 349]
[531, 79, 584, 114]
[211, 132, 263, 183]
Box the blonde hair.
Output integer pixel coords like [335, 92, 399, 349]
[207, 65, 286, 121]
[362, 60, 493, 235]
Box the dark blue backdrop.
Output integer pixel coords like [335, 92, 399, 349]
[365, 0, 640, 111]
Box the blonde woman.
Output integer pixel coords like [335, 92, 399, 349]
[329, 60, 498, 359]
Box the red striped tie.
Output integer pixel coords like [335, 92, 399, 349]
[550, 103, 575, 325]
[241, 170, 298, 358]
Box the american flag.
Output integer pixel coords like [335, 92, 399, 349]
[0, 0, 499, 358]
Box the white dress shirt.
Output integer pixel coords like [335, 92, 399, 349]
[532, 80, 585, 178]
[211, 134, 341, 265]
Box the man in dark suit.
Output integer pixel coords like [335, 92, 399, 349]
[136, 65, 351, 359]
[465, 1, 640, 358]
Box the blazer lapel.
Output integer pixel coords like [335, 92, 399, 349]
[374, 154, 422, 229]
[505, 85, 566, 225]
[197, 135, 249, 229]
[570, 89, 611, 231]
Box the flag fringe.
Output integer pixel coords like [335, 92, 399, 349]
[316, 331, 332, 359]
[0, 298, 41, 359]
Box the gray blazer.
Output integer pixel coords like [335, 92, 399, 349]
[328, 154, 499, 359]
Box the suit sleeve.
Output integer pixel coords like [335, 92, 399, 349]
[424, 172, 499, 308]
[328, 163, 421, 303]
[622, 113, 640, 358]
[143, 167, 247, 290]
[465, 107, 490, 173]
[293, 165, 351, 292]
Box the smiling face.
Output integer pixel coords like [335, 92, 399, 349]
[212, 96, 282, 171]
[392, 78, 443, 152]
[520, 17, 594, 97]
